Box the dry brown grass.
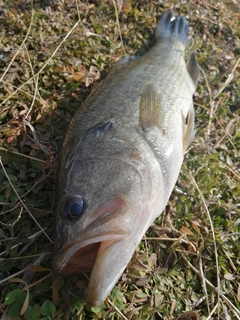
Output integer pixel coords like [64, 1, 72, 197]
[0, 0, 239, 319]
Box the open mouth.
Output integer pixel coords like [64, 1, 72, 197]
[55, 235, 126, 276]
[59, 242, 101, 275]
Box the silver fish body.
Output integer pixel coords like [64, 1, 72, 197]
[53, 10, 199, 306]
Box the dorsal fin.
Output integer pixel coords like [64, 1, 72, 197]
[186, 52, 200, 89]
[139, 84, 163, 132]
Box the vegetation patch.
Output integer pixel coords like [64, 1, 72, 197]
[0, 0, 239, 319]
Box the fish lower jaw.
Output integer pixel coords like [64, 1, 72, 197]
[86, 265, 126, 307]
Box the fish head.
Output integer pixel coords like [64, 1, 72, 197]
[53, 121, 156, 305]
[54, 194, 133, 275]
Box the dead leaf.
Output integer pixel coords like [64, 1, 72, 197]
[180, 226, 194, 236]
[135, 276, 150, 286]
[172, 311, 199, 320]
[224, 273, 236, 280]
[20, 290, 29, 316]
[237, 283, 240, 302]
[191, 223, 200, 234]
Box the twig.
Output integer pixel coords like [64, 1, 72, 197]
[214, 119, 235, 149]
[75, 0, 81, 22]
[0, 158, 53, 243]
[0, 19, 81, 108]
[0, 6, 34, 83]
[107, 298, 128, 320]
[144, 236, 197, 252]
[112, 0, 126, 56]
[0, 79, 40, 103]
[181, 254, 240, 319]
[0, 229, 47, 257]
[199, 254, 210, 314]
[200, 67, 214, 140]
[22, 119, 52, 156]
[214, 56, 240, 99]
[0, 147, 45, 162]
[184, 166, 220, 319]
[205, 303, 219, 320]
[0, 268, 28, 285]
[0, 206, 23, 227]
[24, 44, 41, 120]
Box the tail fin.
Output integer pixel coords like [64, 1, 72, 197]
[155, 10, 189, 47]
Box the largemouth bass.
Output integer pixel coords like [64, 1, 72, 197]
[53, 10, 199, 306]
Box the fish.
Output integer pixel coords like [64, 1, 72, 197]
[53, 10, 200, 306]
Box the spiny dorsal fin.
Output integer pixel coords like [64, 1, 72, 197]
[182, 103, 195, 153]
[186, 52, 200, 89]
[139, 84, 163, 132]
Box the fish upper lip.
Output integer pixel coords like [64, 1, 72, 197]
[84, 196, 130, 229]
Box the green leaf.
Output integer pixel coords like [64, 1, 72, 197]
[69, 300, 85, 313]
[5, 289, 22, 305]
[16, 291, 28, 304]
[24, 304, 41, 320]
[40, 300, 56, 318]
[91, 306, 103, 313]
[8, 301, 22, 317]
[135, 291, 149, 299]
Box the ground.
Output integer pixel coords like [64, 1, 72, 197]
[0, 0, 239, 319]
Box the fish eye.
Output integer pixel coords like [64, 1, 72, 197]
[62, 196, 85, 220]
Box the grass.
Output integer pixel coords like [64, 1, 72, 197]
[0, 0, 239, 319]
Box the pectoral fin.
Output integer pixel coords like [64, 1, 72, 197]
[139, 84, 163, 132]
[186, 52, 200, 89]
[182, 103, 195, 153]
